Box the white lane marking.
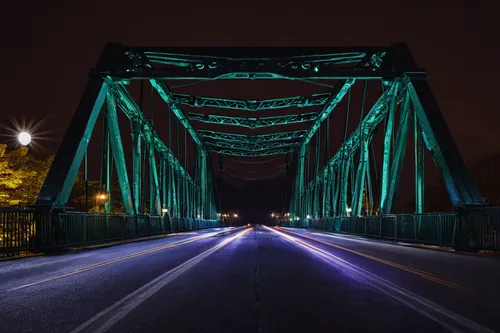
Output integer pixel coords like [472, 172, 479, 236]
[265, 226, 494, 333]
[6, 228, 238, 292]
[70, 228, 251, 333]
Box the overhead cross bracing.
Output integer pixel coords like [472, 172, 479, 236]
[37, 42, 485, 224]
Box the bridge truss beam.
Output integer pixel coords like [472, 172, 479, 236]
[210, 148, 294, 157]
[198, 130, 307, 144]
[188, 112, 317, 128]
[205, 140, 298, 152]
[174, 93, 330, 111]
[36, 42, 484, 224]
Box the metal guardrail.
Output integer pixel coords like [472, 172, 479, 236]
[0, 209, 221, 258]
[0, 208, 43, 258]
[58, 213, 220, 247]
[282, 209, 500, 250]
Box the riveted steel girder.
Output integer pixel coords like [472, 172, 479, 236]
[198, 130, 307, 144]
[205, 140, 298, 152]
[309, 80, 404, 190]
[299, 79, 355, 148]
[149, 80, 205, 155]
[114, 84, 195, 184]
[174, 93, 330, 111]
[210, 148, 293, 157]
[188, 112, 317, 128]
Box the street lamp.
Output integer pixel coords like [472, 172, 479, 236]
[233, 213, 238, 218]
[17, 132, 31, 146]
[96, 193, 108, 212]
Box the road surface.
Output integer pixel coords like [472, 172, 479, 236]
[0, 226, 498, 333]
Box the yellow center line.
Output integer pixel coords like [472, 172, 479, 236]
[279, 228, 469, 292]
[9, 229, 239, 291]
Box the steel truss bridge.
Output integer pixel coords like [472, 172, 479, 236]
[29, 42, 495, 250]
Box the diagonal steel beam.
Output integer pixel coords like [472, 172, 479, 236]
[188, 112, 317, 128]
[306, 80, 404, 190]
[174, 93, 330, 111]
[149, 79, 206, 155]
[299, 79, 355, 150]
[114, 84, 195, 184]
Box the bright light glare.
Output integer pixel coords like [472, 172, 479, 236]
[97, 193, 108, 200]
[306, 215, 311, 219]
[346, 206, 352, 213]
[197, 215, 201, 219]
[233, 214, 238, 218]
[18, 132, 31, 146]
[271, 213, 275, 217]
[0, 117, 51, 151]
[162, 208, 168, 213]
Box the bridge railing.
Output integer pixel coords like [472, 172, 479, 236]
[282, 209, 500, 250]
[0, 208, 50, 258]
[57, 213, 220, 247]
[0, 209, 221, 258]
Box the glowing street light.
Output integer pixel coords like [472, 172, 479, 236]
[233, 213, 238, 218]
[306, 215, 311, 219]
[96, 193, 108, 200]
[162, 208, 168, 214]
[271, 213, 275, 218]
[17, 132, 31, 146]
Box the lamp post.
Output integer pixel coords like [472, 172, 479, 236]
[96, 193, 108, 213]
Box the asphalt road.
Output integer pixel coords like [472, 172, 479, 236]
[0, 226, 498, 333]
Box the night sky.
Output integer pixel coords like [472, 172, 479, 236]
[1, 1, 499, 222]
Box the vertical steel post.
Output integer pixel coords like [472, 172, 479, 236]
[104, 126, 111, 214]
[313, 131, 321, 218]
[380, 82, 399, 213]
[106, 90, 134, 215]
[414, 100, 425, 214]
[386, 93, 411, 213]
[131, 119, 142, 215]
[161, 158, 167, 215]
[84, 150, 88, 212]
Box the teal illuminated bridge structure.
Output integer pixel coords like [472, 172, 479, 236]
[35, 43, 487, 232]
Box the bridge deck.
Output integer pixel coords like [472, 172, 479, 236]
[0, 226, 498, 332]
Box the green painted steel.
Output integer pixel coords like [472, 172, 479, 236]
[414, 108, 424, 214]
[379, 82, 399, 212]
[188, 112, 317, 128]
[115, 84, 194, 183]
[174, 93, 330, 111]
[407, 81, 484, 206]
[205, 140, 298, 152]
[37, 43, 485, 230]
[385, 94, 411, 213]
[131, 119, 142, 214]
[43, 82, 109, 207]
[199, 130, 307, 144]
[150, 80, 205, 151]
[105, 90, 135, 215]
[298, 79, 355, 149]
[210, 148, 294, 157]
